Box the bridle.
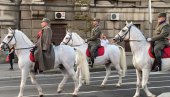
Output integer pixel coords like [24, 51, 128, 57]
[61, 33, 86, 47]
[115, 24, 146, 42]
[62, 33, 73, 45]
[1, 30, 34, 51]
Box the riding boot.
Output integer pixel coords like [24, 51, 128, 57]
[90, 55, 94, 68]
[152, 58, 162, 72]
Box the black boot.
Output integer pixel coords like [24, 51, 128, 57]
[152, 58, 161, 72]
[89, 57, 94, 68]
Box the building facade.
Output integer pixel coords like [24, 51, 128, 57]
[0, 0, 170, 52]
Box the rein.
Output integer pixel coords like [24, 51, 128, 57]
[117, 25, 147, 42]
[62, 33, 86, 47]
[2, 30, 35, 51]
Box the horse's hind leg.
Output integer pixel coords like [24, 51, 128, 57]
[65, 66, 79, 96]
[76, 66, 83, 89]
[57, 68, 69, 93]
[30, 72, 43, 97]
[114, 63, 123, 87]
[133, 69, 142, 97]
[142, 69, 156, 97]
[18, 68, 29, 97]
[101, 63, 111, 87]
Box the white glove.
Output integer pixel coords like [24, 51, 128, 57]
[85, 39, 88, 43]
[147, 38, 152, 42]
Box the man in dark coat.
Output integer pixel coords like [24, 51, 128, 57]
[147, 12, 170, 71]
[34, 18, 55, 72]
[85, 18, 102, 67]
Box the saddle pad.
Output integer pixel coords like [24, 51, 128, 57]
[86, 46, 104, 57]
[148, 46, 170, 58]
[30, 52, 35, 62]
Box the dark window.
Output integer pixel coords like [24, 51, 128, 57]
[51, 24, 67, 45]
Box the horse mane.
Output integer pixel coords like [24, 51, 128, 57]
[72, 32, 85, 44]
[15, 30, 34, 46]
[131, 25, 146, 40]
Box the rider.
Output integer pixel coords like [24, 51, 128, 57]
[34, 18, 54, 72]
[147, 12, 170, 71]
[85, 18, 102, 68]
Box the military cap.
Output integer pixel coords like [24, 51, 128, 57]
[93, 18, 100, 22]
[42, 18, 50, 23]
[158, 13, 166, 18]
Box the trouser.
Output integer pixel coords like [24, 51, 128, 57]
[9, 58, 13, 69]
[153, 43, 166, 70]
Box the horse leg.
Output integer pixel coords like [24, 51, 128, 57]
[57, 68, 69, 93]
[76, 66, 83, 89]
[29, 72, 43, 97]
[18, 68, 29, 97]
[101, 63, 111, 87]
[142, 69, 156, 97]
[133, 69, 142, 97]
[65, 66, 79, 96]
[114, 63, 123, 87]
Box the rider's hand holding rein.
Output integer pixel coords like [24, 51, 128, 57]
[147, 38, 152, 42]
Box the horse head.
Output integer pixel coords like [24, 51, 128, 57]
[0, 27, 16, 51]
[61, 31, 73, 45]
[114, 21, 133, 43]
[61, 31, 85, 46]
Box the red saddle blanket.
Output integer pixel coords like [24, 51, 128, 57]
[148, 46, 170, 58]
[30, 52, 35, 62]
[86, 46, 104, 57]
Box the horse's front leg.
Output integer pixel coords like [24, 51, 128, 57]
[30, 72, 43, 97]
[133, 69, 142, 97]
[142, 69, 156, 97]
[101, 63, 111, 87]
[18, 68, 29, 97]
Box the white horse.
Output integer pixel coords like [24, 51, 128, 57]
[114, 21, 170, 97]
[61, 32, 127, 87]
[0, 28, 90, 97]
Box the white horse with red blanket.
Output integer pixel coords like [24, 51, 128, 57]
[61, 32, 127, 87]
[0, 28, 89, 97]
[114, 21, 170, 97]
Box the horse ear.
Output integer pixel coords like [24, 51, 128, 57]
[126, 21, 128, 25]
[130, 21, 133, 24]
[7, 27, 13, 33]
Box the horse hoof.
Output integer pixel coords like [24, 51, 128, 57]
[39, 95, 43, 97]
[72, 94, 78, 97]
[100, 85, 105, 88]
[57, 90, 62, 93]
[148, 95, 156, 97]
[116, 84, 121, 87]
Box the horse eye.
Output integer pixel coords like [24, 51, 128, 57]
[7, 36, 12, 38]
[122, 29, 126, 32]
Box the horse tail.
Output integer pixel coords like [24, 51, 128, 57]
[118, 46, 127, 77]
[75, 49, 90, 85]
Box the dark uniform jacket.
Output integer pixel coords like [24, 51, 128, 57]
[87, 25, 102, 47]
[152, 22, 170, 45]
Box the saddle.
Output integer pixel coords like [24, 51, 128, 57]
[86, 46, 104, 57]
[148, 45, 170, 58]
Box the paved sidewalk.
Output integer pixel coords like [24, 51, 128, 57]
[0, 63, 21, 79]
[0, 63, 108, 80]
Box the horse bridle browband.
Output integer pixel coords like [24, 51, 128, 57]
[2, 30, 34, 51]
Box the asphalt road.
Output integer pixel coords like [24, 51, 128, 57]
[0, 69, 170, 97]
